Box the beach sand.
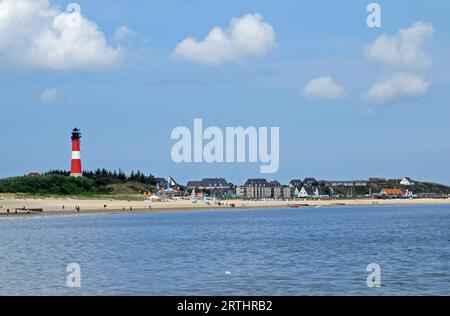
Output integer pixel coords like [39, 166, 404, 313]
[1, 194, 450, 216]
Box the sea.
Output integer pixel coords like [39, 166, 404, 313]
[0, 205, 449, 295]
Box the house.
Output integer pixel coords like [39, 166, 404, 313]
[416, 192, 441, 198]
[298, 186, 315, 198]
[269, 180, 282, 187]
[400, 177, 415, 186]
[235, 179, 293, 199]
[186, 180, 202, 188]
[154, 177, 168, 189]
[268, 180, 281, 198]
[380, 188, 404, 198]
[244, 178, 270, 187]
[236, 178, 271, 199]
[186, 178, 233, 197]
[269, 180, 294, 199]
[186, 178, 231, 190]
[289, 179, 303, 188]
[324, 180, 368, 187]
[297, 185, 330, 198]
[303, 177, 318, 186]
[280, 186, 293, 199]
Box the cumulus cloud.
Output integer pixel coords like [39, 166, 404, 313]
[115, 26, 136, 42]
[365, 21, 434, 71]
[40, 88, 57, 104]
[364, 73, 430, 104]
[172, 13, 277, 65]
[303, 76, 347, 100]
[363, 22, 434, 104]
[0, 0, 122, 70]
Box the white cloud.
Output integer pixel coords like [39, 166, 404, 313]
[365, 21, 434, 71]
[0, 0, 122, 70]
[115, 26, 136, 42]
[303, 76, 347, 100]
[364, 73, 430, 104]
[363, 22, 434, 105]
[172, 13, 277, 65]
[40, 88, 57, 104]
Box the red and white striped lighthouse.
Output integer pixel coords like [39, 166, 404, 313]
[70, 127, 82, 177]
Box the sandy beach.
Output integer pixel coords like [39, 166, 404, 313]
[1, 194, 450, 216]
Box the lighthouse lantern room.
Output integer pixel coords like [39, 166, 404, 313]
[70, 127, 83, 177]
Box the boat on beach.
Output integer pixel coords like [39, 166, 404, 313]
[290, 204, 309, 208]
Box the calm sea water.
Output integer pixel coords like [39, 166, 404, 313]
[0, 205, 449, 295]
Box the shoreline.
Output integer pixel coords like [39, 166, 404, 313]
[1, 196, 450, 218]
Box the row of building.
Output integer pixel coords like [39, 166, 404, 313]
[181, 177, 419, 199]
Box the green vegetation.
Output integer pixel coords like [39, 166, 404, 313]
[330, 181, 450, 198]
[0, 175, 100, 195]
[46, 169, 155, 185]
[0, 169, 157, 196]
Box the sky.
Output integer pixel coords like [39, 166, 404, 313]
[0, 0, 449, 185]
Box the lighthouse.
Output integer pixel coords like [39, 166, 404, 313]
[70, 127, 83, 177]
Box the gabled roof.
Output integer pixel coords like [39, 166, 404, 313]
[154, 177, 168, 184]
[186, 180, 202, 187]
[187, 178, 231, 188]
[244, 178, 269, 187]
[382, 188, 404, 195]
[200, 178, 230, 187]
[303, 177, 318, 184]
[289, 179, 303, 186]
[269, 180, 281, 187]
[301, 186, 315, 195]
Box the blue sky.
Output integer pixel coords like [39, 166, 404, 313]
[0, 0, 449, 185]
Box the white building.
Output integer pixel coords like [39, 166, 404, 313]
[236, 179, 293, 199]
[400, 177, 415, 186]
[298, 186, 314, 198]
